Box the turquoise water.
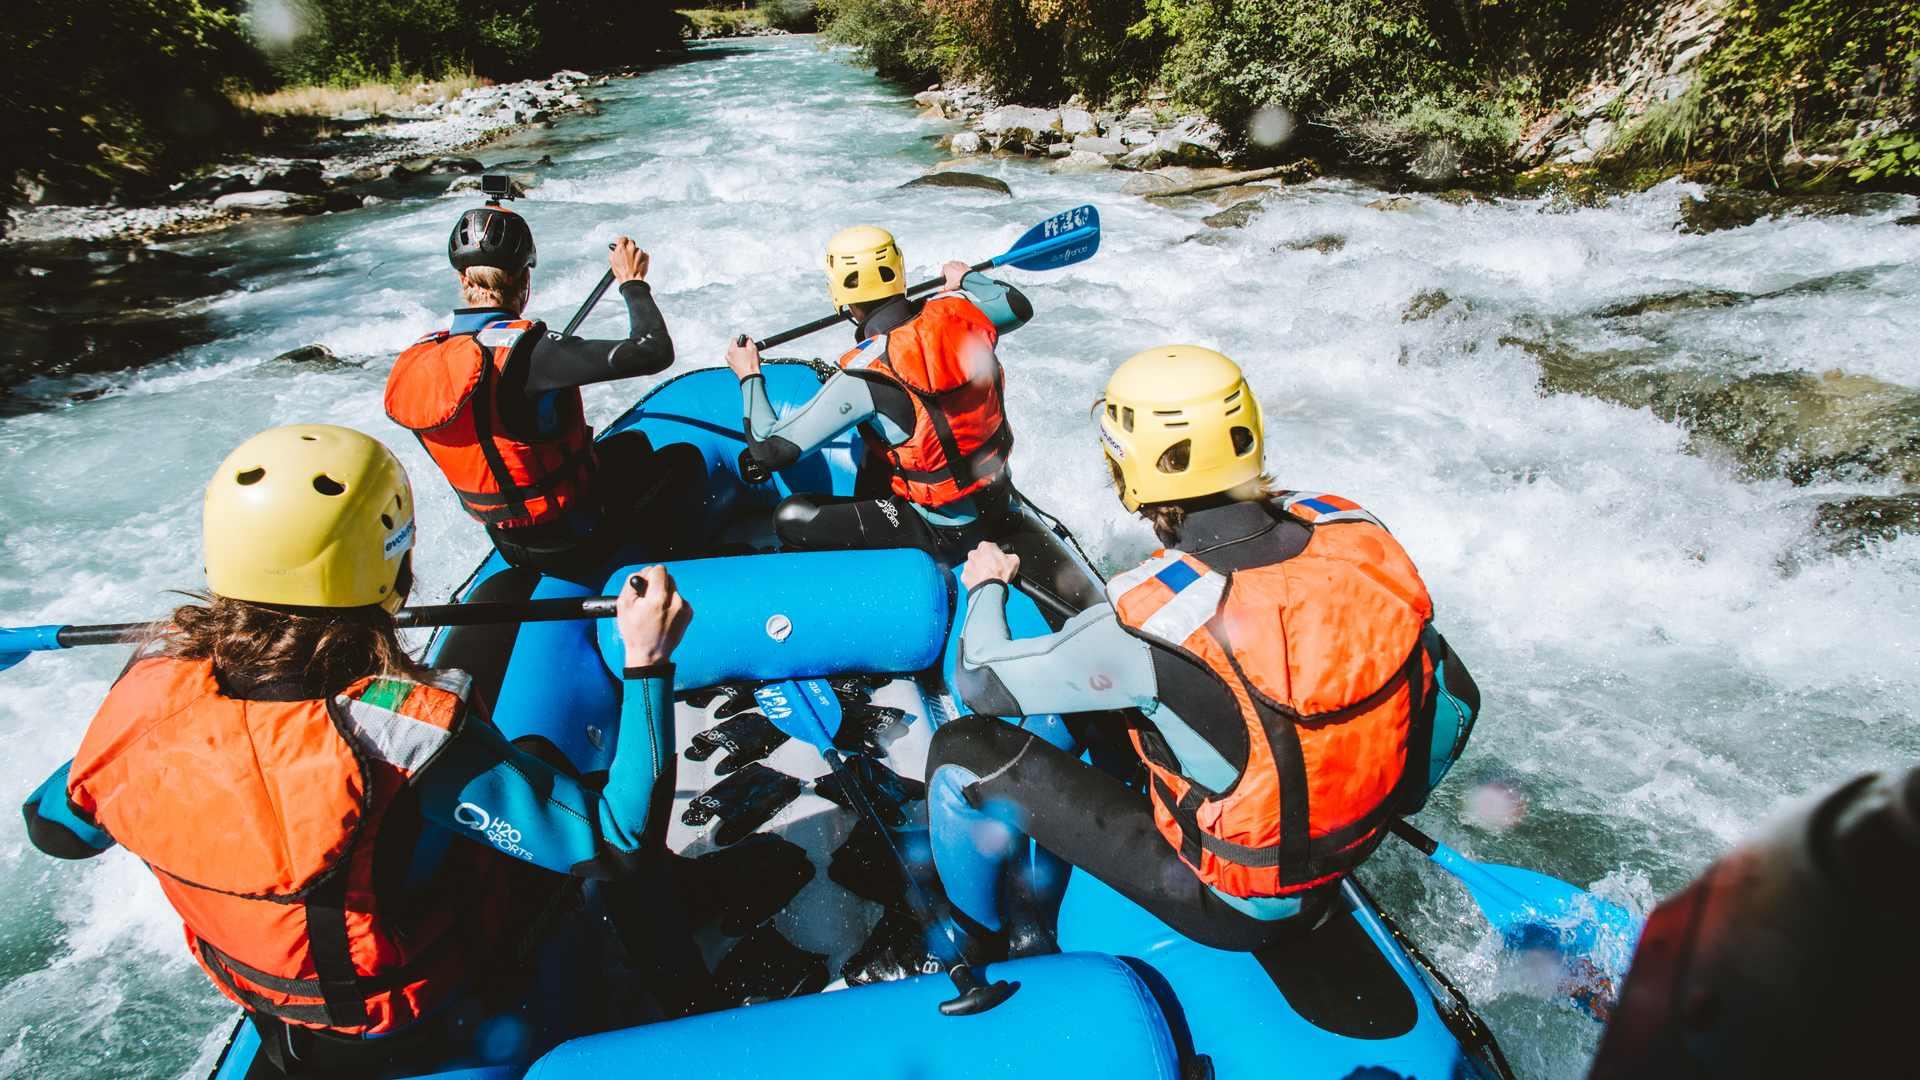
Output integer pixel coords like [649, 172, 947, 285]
[2, 36, 1918, 1078]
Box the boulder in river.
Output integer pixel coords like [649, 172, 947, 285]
[899, 171, 1011, 196]
[423, 157, 485, 176]
[1072, 136, 1128, 158]
[1202, 200, 1267, 229]
[269, 344, 339, 366]
[1282, 234, 1347, 254]
[259, 162, 327, 195]
[1810, 494, 1920, 555]
[1050, 150, 1112, 174]
[1367, 195, 1418, 212]
[1059, 108, 1099, 138]
[171, 174, 252, 202]
[1597, 289, 1746, 318]
[977, 106, 1062, 151]
[214, 190, 325, 216]
[948, 131, 984, 155]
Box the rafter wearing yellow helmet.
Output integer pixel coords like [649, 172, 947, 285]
[202, 424, 416, 612]
[824, 225, 908, 310]
[1097, 345, 1265, 512]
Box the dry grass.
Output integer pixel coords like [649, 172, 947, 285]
[234, 72, 490, 118]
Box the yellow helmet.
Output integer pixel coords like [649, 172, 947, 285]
[824, 225, 907, 309]
[1098, 345, 1264, 512]
[203, 425, 416, 612]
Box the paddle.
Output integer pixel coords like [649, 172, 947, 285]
[0, 596, 619, 674]
[560, 241, 623, 338]
[752, 204, 1101, 352]
[1389, 819, 1641, 1016]
[753, 678, 1019, 1016]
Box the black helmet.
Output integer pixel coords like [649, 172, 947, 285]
[448, 207, 537, 274]
[1589, 766, 1919, 1078]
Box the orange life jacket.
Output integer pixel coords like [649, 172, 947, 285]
[1107, 493, 1441, 898]
[385, 319, 596, 530]
[65, 656, 509, 1034]
[836, 294, 1013, 508]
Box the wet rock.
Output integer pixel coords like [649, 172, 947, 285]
[268, 344, 339, 366]
[899, 171, 1011, 196]
[1202, 199, 1266, 229]
[1897, 214, 1920, 227]
[1431, 189, 1490, 207]
[1811, 495, 1920, 554]
[1597, 290, 1745, 318]
[1072, 135, 1128, 158]
[1367, 195, 1418, 212]
[320, 190, 364, 213]
[1046, 141, 1073, 158]
[1141, 117, 1227, 168]
[214, 190, 325, 215]
[948, 130, 984, 155]
[1676, 190, 1897, 235]
[1402, 289, 1453, 322]
[1283, 233, 1347, 254]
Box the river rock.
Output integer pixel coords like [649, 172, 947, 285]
[978, 106, 1062, 150]
[424, 157, 484, 175]
[269, 344, 338, 365]
[260, 162, 327, 195]
[1584, 118, 1617, 154]
[214, 190, 324, 215]
[1059, 108, 1099, 138]
[1401, 289, 1453, 322]
[1202, 199, 1266, 229]
[1119, 128, 1156, 147]
[948, 131, 984, 155]
[1811, 494, 1920, 554]
[1046, 142, 1073, 158]
[1050, 150, 1112, 174]
[1367, 195, 1418, 212]
[1139, 120, 1226, 168]
[1597, 289, 1746, 318]
[1284, 233, 1347, 254]
[899, 171, 1012, 196]
[1072, 135, 1128, 158]
[171, 174, 253, 202]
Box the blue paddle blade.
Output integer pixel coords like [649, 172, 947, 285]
[754, 679, 844, 748]
[1432, 841, 1642, 959]
[997, 204, 1100, 272]
[0, 625, 67, 673]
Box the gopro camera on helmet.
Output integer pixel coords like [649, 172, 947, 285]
[480, 173, 516, 206]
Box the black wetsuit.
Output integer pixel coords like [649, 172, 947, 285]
[461, 282, 704, 582]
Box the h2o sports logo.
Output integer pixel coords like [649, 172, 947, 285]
[454, 802, 534, 861]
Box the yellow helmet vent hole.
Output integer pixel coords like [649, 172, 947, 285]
[1157, 440, 1192, 473]
[380, 514, 394, 529]
[312, 475, 346, 496]
[878, 265, 896, 282]
[1231, 427, 1256, 455]
[235, 468, 266, 486]
[299, 434, 317, 442]
[843, 271, 860, 289]
[1122, 407, 1135, 432]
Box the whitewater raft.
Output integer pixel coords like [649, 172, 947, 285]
[207, 361, 1512, 1079]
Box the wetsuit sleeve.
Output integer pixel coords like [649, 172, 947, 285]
[960, 273, 1032, 335]
[956, 582, 1155, 716]
[519, 280, 675, 394]
[413, 668, 676, 879]
[739, 370, 882, 473]
[22, 760, 114, 859]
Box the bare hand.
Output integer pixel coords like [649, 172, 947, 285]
[942, 260, 970, 292]
[726, 335, 762, 380]
[610, 237, 650, 284]
[960, 542, 1020, 590]
[617, 565, 691, 668]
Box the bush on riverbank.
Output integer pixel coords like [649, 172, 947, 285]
[820, 0, 1920, 188]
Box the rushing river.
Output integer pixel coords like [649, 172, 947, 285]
[2, 35, 1917, 1079]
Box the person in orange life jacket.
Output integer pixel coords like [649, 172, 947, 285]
[385, 203, 703, 585]
[20, 425, 700, 1076]
[925, 347, 1480, 957]
[725, 226, 1096, 603]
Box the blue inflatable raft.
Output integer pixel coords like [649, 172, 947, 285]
[207, 362, 1512, 1080]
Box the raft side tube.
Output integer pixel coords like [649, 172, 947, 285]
[598, 549, 952, 689]
[522, 953, 1182, 1080]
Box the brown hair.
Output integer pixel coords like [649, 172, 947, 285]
[460, 265, 531, 311]
[1107, 457, 1279, 546]
[159, 595, 424, 696]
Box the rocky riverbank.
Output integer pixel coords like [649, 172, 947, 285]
[915, 85, 1232, 174]
[3, 69, 613, 247]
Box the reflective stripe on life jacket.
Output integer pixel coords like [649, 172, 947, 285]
[837, 294, 1013, 508]
[65, 657, 508, 1034]
[384, 320, 596, 529]
[1106, 493, 1440, 898]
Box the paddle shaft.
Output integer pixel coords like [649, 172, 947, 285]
[30, 597, 619, 651]
[560, 241, 623, 338]
[753, 259, 991, 352]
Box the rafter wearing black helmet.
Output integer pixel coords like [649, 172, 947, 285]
[383, 199, 706, 584]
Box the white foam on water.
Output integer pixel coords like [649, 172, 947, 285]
[1, 35, 1916, 1079]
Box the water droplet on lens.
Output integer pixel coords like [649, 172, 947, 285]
[1247, 106, 1296, 149]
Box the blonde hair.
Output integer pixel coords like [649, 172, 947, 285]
[461, 266, 531, 311]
